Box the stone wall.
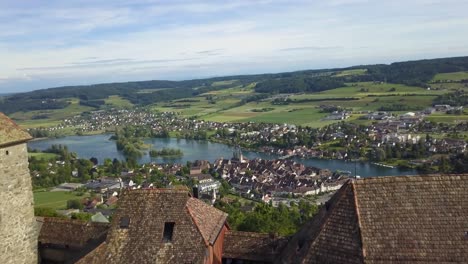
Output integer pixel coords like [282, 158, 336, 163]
[0, 143, 38, 264]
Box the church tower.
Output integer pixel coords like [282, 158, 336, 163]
[0, 113, 37, 264]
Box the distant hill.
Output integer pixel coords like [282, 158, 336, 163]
[1, 55, 468, 114]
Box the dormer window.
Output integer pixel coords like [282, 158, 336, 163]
[119, 216, 130, 229]
[163, 222, 175, 242]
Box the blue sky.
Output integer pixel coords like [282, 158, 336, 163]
[1, 0, 468, 92]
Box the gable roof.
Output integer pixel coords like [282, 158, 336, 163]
[186, 197, 228, 245]
[37, 217, 110, 248]
[278, 174, 468, 264]
[0, 112, 32, 147]
[79, 188, 228, 264]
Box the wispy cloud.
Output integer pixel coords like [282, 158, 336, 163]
[279, 46, 342, 52]
[1, 0, 468, 92]
[18, 57, 200, 71]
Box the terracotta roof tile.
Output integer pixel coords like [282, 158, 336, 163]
[0, 112, 32, 147]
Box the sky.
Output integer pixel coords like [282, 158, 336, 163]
[1, 0, 468, 93]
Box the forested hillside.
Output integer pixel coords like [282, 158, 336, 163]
[2, 56, 468, 114]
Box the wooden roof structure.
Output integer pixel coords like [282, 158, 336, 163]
[78, 188, 228, 264]
[278, 174, 468, 263]
[0, 112, 32, 147]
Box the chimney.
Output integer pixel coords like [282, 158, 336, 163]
[193, 186, 199, 199]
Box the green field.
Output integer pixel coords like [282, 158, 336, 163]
[426, 114, 468, 123]
[34, 191, 89, 210]
[12, 98, 95, 128]
[105, 95, 134, 108]
[333, 69, 367, 77]
[198, 81, 448, 126]
[432, 71, 468, 82]
[211, 80, 238, 86]
[28, 152, 59, 160]
[9, 74, 465, 129]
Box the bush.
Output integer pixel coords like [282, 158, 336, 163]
[66, 199, 83, 210]
[70, 212, 92, 221]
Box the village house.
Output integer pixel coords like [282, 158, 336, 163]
[77, 188, 229, 264]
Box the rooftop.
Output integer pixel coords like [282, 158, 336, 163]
[37, 217, 110, 248]
[79, 188, 228, 263]
[278, 174, 468, 263]
[0, 112, 32, 147]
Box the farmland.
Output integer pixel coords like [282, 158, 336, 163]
[5, 57, 468, 129]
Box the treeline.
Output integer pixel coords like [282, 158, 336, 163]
[29, 145, 95, 188]
[255, 76, 345, 94]
[149, 148, 183, 157]
[3, 56, 468, 113]
[79, 99, 106, 108]
[349, 56, 468, 86]
[433, 91, 468, 106]
[0, 98, 70, 114]
[112, 126, 151, 158]
[214, 199, 318, 236]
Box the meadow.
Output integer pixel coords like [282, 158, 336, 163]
[11, 72, 467, 129]
[34, 191, 89, 210]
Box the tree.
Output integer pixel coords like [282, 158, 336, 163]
[67, 199, 83, 210]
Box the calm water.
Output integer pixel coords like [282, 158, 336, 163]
[28, 134, 417, 177]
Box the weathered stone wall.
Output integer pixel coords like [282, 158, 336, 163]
[0, 143, 38, 264]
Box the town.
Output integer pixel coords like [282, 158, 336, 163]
[29, 106, 467, 173]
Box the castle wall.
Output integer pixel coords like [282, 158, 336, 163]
[0, 143, 38, 264]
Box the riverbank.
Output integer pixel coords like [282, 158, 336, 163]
[28, 134, 418, 177]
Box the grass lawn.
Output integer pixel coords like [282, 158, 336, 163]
[34, 191, 90, 210]
[28, 152, 59, 160]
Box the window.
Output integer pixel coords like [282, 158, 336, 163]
[163, 222, 175, 242]
[5, 150, 9, 155]
[119, 216, 130, 228]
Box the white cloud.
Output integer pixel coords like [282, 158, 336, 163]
[1, 0, 468, 92]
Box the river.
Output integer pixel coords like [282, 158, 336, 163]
[28, 134, 417, 178]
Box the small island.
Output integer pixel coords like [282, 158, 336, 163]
[149, 148, 184, 157]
